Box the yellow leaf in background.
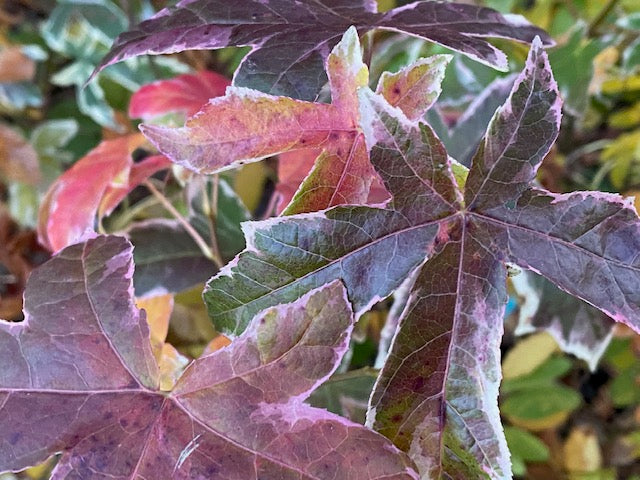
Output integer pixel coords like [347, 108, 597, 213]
[202, 334, 232, 356]
[24, 457, 54, 478]
[589, 47, 619, 95]
[520, 0, 554, 30]
[508, 410, 571, 432]
[609, 102, 640, 129]
[376, 0, 396, 12]
[627, 191, 640, 215]
[502, 332, 559, 380]
[563, 426, 602, 473]
[601, 130, 640, 190]
[601, 74, 640, 95]
[136, 294, 174, 360]
[158, 343, 189, 391]
[234, 161, 268, 212]
[0, 123, 40, 185]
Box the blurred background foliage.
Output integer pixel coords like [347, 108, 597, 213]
[0, 0, 639, 478]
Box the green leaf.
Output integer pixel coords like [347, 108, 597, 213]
[0, 82, 42, 113]
[502, 385, 582, 423]
[504, 426, 550, 462]
[610, 364, 640, 407]
[548, 24, 601, 117]
[307, 368, 377, 424]
[501, 356, 573, 394]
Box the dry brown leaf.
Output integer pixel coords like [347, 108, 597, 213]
[0, 46, 35, 83]
[0, 123, 40, 184]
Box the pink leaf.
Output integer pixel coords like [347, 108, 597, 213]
[145, 28, 441, 215]
[99, 154, 171, 218]
[38, 135, 169, 252]
[129, 70, 230, 121]
[0, 236, 418, 479]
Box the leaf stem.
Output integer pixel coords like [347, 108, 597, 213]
[107, 194, 162, 232]
[201, 175, 225, 268]
[588, 0, 619, 36]
[143, 179, 217, 264]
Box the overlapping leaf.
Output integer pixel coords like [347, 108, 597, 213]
[428, 75, 516, 166]
[96, 0, 551, 101]
[512, 271, 614, 371]
[0, 235, 418, 479]
[129, 70, 230, 122]
[204, 38, 640, 477]
[128, 178, 249, 297]
[143, 28, 450, 216]
[37, 134, 170, 252]
[275, 54, 449, 213]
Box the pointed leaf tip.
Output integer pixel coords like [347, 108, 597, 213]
[98, 0, 554, 100]
[0, 243, 417, 478]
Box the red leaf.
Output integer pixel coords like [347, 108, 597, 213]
[129, 70, 230, 121]
[38, 135, 169, 252]
[99, 154, 171, 218]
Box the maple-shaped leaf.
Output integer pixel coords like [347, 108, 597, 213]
[204, 38, 640, 477]
[128, 70, 230, 122]
[37, 134, 170, 252]
[96, 0, 551, 102]
[0, 235, 418, 479]
[143, 28, 449, 216]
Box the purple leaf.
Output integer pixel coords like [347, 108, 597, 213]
[0, 236, 418, 479]
[205, 35, 640, 478]
[512, 271, 614, 371]
[479, 188, 640, 333]
[465, 36, 562, 210]
[96, 0, 551, 101]
[369, 235, 509, 478]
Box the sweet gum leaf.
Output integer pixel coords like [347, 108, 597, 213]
[95, 0, 552, 101]
[0, 235, 418, 479]
[512, 271, 614, 371]
[206, 37, 640, 477]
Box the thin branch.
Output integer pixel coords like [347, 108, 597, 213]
[143, 180, 219, 266]
[201, 175, 225, 268]
[588, 0, 619, 37]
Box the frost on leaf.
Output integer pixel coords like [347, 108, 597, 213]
[206, 38, 640, 478]
[0, 235, 418, 479]
[96, 0, 551, 101]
